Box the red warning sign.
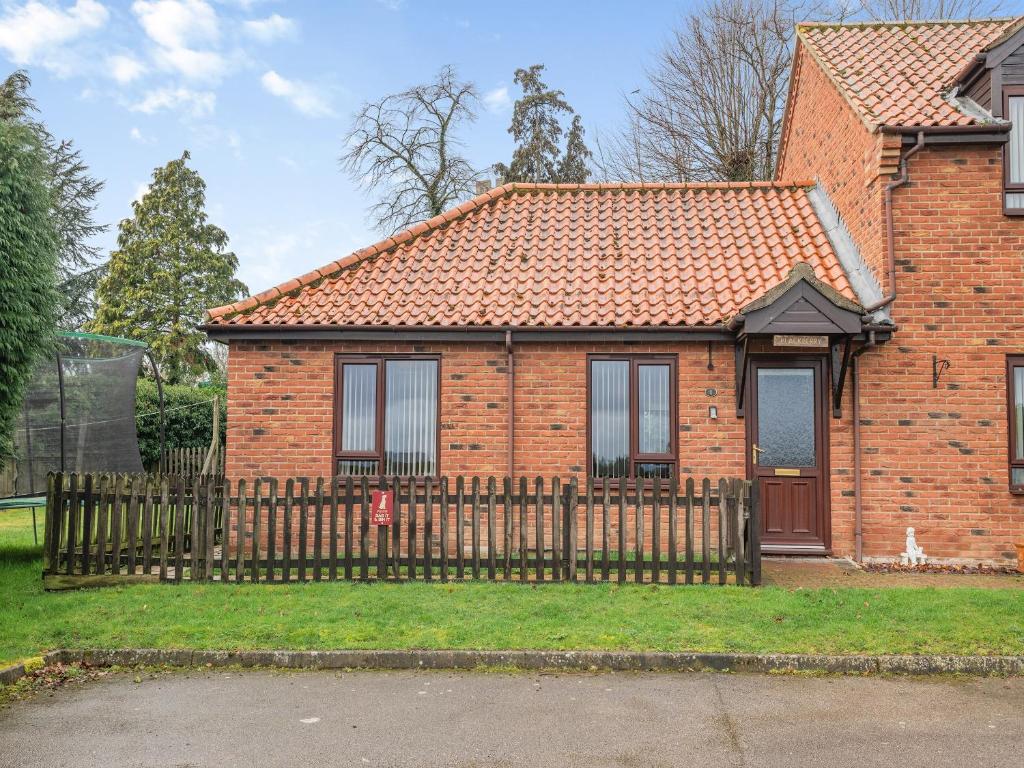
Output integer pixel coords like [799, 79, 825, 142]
[370, 490, 394, 526]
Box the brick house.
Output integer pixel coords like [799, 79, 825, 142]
[206, 17, 1024, 564]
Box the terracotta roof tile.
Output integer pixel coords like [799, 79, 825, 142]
[206, 182, 855, 328]
[798, 17, 1018, 129]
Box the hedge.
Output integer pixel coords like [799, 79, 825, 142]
[135, 380, 226, 468]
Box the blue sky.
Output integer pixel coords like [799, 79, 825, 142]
[14, 1, 1021, 301]
[0, 0, 696, 296]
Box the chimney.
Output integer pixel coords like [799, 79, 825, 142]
[474, 179, 493, 195]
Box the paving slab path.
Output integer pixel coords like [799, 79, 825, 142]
[1, 669, 1021, 767]
[762, 557, 1024, 589]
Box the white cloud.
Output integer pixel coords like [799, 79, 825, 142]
[243, 13, 295, 42]
[226, 129, 242, 157]
[483, 85, 511, 114]
[260, 70, 333, 117]
[154, 45, 226, 79]
[131, 86, 216, 118]
[132, 0, 227, 80]
[0, 0, 108, 73]
[132, 0, 218, 50]
[130, 126, 143, 141]
[374, 0, 403, 10]
[133, 181, 150, 204]
[107, 53, 146, 83]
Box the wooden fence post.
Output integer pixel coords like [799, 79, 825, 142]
[471, 477, 481, 580]
[701, 478, 711, 584]
[668, 476, 678, 585]
[250, 478, 262, 584]
[718, 477, 728, 585]
[503, 477, 513, 581]
[550, 477, 560, 583]
[486, 477, 497, 581]
[440, 477, 450, 582]
[750, 480, 762, 586]
[567, 477, 578, 582]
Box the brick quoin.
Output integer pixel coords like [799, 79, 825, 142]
[778, 39, 1024, 563]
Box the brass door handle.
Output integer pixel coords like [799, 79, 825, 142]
[752, 444, 766, 465]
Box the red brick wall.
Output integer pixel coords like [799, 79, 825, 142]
[226, 339, 745, 484]
[225, 339, 749, 559]
[778, 41, 1024, 562]
[853, 143, 1024, 562]
[776, 42, 896, 292]
[226, 340, 508, 481]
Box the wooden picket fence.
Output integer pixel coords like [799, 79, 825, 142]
[153, 445, 224, 477]
[41, 472, 760, 589]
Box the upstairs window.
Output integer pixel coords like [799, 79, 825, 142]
[1004, 88, 1024, 214]
[589, 355, 677, 481]
[334, 355, 439, 477]
[1008, 356, 1024, 491]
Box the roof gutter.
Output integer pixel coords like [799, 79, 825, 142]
[864, 130, 926, 314]
[877, 123, 1010, 136]
[201, 324, 737, 342]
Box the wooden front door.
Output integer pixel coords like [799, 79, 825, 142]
[747, 358, 830, 554]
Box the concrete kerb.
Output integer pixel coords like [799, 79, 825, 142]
[35, 649, 1024, 676]
[0, 664, 26, 686]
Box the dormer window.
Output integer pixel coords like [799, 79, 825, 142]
[1004, 87, 1024, 214]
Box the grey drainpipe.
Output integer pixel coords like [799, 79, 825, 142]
[506, 331, 514, 481]
[852, 331, 876, 562]
[864, 131, 926, 314]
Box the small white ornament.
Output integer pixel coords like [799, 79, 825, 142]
[900, 527, 927, 566]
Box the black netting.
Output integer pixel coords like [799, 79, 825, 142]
[11, 334, 147, 496]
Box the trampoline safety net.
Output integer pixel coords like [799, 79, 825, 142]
[12, 333, 147, 496]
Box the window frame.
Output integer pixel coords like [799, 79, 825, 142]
[333, 353, 442, 479]
[586, 353, 679, 482]
[1007, 355, 1024, 492]
[1002, 86, 1024, 215]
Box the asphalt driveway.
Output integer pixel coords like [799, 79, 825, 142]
[1, 669, 1021, 767]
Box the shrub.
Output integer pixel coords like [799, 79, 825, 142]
[135, 380, 226, 468]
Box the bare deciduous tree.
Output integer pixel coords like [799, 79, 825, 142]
[597, 0, 1002, 185]
[856, 0, 1004, 19]
[598, 0, 808, 183]
[341, 66, 481, 235]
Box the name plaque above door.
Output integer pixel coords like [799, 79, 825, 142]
[773, 334, 829, 349]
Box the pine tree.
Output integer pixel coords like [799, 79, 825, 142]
[557, 115, 592, 184]
[91, 152, 247, 384]
[0, 119, 60, 463]
[0, 71, 105, 329]
[493, 64, 591, 184]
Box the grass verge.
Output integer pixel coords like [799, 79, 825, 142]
[2, 509, 1023, 666]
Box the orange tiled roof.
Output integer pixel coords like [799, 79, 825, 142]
[206, 182, 855, 329]
[797, 17, 1019, 129]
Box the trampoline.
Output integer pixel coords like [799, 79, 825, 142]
[3, 332, 165, 542]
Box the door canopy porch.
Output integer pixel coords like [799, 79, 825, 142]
[731, 263, 870, 419]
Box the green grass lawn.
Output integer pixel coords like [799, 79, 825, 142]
[2, 508, 1023, 667]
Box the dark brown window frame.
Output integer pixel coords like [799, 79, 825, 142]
[586, 353, 679, 482]
[1006, 355, 1024, 492]
[333, 353, 442, 478]
[1003, 86, 1024, 215]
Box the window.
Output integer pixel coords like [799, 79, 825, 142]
[1008, 356, 1024, 490]
[334, 355, 439, 477]
[1004, 87, 1024, 214]
[588, 355, 677, 480]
